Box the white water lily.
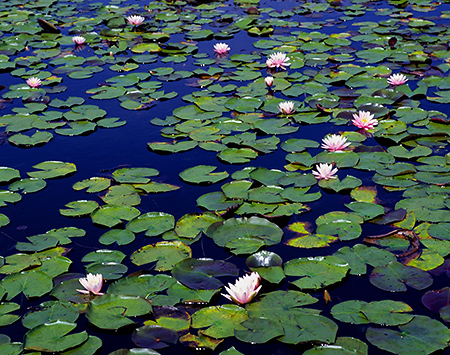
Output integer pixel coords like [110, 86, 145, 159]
[77, 273, 104, 295]
[222, 272, 261, 305]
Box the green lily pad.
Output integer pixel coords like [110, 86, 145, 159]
[0, 302, 20, 327]
[0, 191, 21, 207]
[148, 141, 198, 154]
[284, 255, 350, 290]
[101, 185, 140, 206]
[86, 294, 152, 330]
[0, 167, 20, 183]
[319, 176, 362, 193]
[370, 261, 433, 292]
[91, 205, 140, 228]
[191, 304, 249, 338]
[132, 325, 178, 349]
[366, 315, 450, 354]
[234, 317, 284, 344]
[131, 241, 191, 271]
[99, 229, 135, 246]
[60, 200, 99, 217]
[303, 337, 368, 355]
[206, 216, 283, 248]
[180, 165, 229, 184]
[126, 212, 174, 236]
[27, 161, 76, 179]
[24, 320, 88, 352]
[174, 212, 223, 239]
[22, 301, 79, 329]
[72, 177, 111, 193]
[108, 274, 176, 298]
[112, 168, 159, 184]
[9, 178, 46, 194]
[171, 258, 239, 290]
[0, 214, 9, 228]
[331, 300, 413, 326]
[1, 270, 53, 300]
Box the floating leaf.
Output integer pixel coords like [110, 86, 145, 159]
[370, 261, 433, 292]
[24, 320, 88, 352]
[206, 216, 283, 248]
[91, 205, 140, 228]
[132, 325, 178, 349]
[131, 241, 191, 271]
[27, 161, 76, 179]
[180, 165, 229, 184]
[191, 304, 248, 338]
[234, 317, 284, 344]
[284, 256, 350, 290]
[126, 212, 174, 236]
[86, 294, 152, 330]
[172, 258, 238, 290]
[366, 315, 450, 354]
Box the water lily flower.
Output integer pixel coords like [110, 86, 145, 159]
[222, 272, 261, 305]
[26, 77, 41, 88]
[321, 134, 351, 152]
[352, 110, 378, 131]
[312, 163, 338, 180]
[266, 52, 291, 70]
[77, 273, 104, 295]
[213, 42, 230, 55]
[265, 76, 274, 87]
[72, 36, 86, 45]
[387, 73, 408, 86]
[126, 15, 145, 26]
[278, 101, 295, 114]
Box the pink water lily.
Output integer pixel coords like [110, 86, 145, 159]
[312, 163, 338, 180]
[352, 110, 378, 131]
[72, 36, 86, 45]
[266, 52, 291, 70]
[222, 272, 261, 305]
[278, 101, 295, 114]
[265, 76, 274, 87]
[126, 15, 144, 26]
[77, 273, 104, 295]
[321, 134, 351, 152]
[387, 73, 408, 86]
[213, 43, 230, 55]
[26, 77, 41, 88]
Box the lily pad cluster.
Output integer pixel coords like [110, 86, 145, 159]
[1, 0, 450, 354]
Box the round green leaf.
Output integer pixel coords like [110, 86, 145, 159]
[131, 241, 191, 271]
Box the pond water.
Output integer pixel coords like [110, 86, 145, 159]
[1, 0, 450, 354]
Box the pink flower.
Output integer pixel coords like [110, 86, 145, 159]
[387, 73, 408, 86]
[126, 15, 144, 26]
[352, 110, 378, 131]
[266, 52, 291, 70]
[72, 36, 86, 45]
[321, 134, 351, 152]
[278, 101, 295, 114]
[77, 273, 104, 295]
[265, 76, 274, 87]
[222, 272, 261, 305]
[313, 163, 338, 180]
[26, 77, 41, 88]
[213, 43, 230, 55]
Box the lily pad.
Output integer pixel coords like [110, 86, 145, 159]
[366, 315, 450, 354]
[130, 241, 191, 271]
[179, 165, 229, 184]
[171, 258, 239, 290]
[370, 261, 433, 292]
[284, 255, 350, 290]
[24, 320, 88, 352]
